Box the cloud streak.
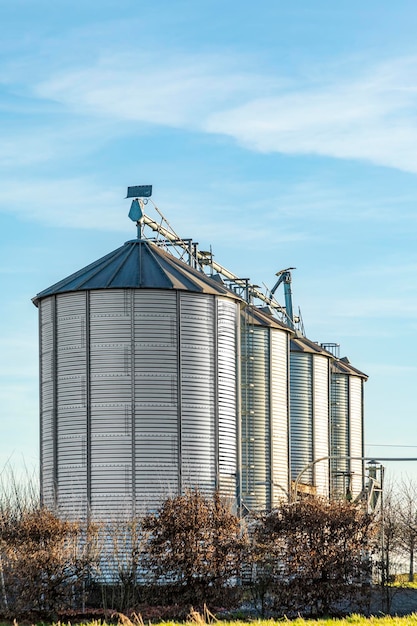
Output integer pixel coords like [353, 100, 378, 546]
[34, 52, 269, 128]
[0, 178, 126, 230]
[205, 56, 417, 173]
[26, 49, 417, 174]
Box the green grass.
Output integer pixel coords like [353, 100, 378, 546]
[4, 616, 417, 626]
[216, 618, 417, 625]
[391, 574, 417, 589]
[10, 616, 416, 626]
[162, 618, 417, 626]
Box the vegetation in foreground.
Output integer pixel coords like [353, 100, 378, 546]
[391, 574, 417, 589]
[3, 614, 417, 626]
[159, 615, 417, 625]
[0, 469, 402, 621]
[139, 616, 417, 626]
[0, 487, 377, 621]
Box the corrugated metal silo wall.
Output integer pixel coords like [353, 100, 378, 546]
[241, 321, 289, 512]
[217, 299, 239, 498]
[349, 376, 364, 497]
[39, 293, 88, 517]
[132, 290, 178, 514]
[313, 356, 330, 496]
[39, 296, 56, 510]
[290, 353, 313, 485]
[330, 371, 364, 500]
[270, 330, 290, 505]
[177, 293, 216, 497]
[290, 351, 330, 495]
[330, 373, 349, 498]
[39, 289, 239, 521]
[241, 325, 269, 511]
[90, 290, 133, 518]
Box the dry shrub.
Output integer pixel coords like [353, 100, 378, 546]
[111, 610, 145, 626]
[249, 497, 376, 618]
[0, 505, 100, 618]
[141, 489, 247, 607]
[97, 518, 145, 612]
[187, 604, 217, 624]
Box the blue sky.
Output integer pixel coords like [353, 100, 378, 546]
[2, 0, 417, 484]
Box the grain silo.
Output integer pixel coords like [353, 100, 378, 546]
[240, 306, 291, 511]
[33, 188, 368, 520]
[330, 357, 367, 500]
[289, 337, 332, 497]
[33, 236, 243, 521]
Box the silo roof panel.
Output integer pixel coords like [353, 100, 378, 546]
[290, 337, 368, 378]
[290, 336, 333, 357]
[243, 305, 293, 332]
[33, 239, 241, 305]
[332, 358, 368, 380]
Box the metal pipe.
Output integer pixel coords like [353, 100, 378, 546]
[283, 280, 294, 330]
[292, 455, 417, 502]
[142, 214, 286, 312]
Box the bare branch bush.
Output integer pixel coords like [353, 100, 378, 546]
[396, 478, 417, 582]
[378, 482, 403, 584]
[141, 489, 248, 607]
[248, 497, 376, 618]
[0, 467, 101, 619]
[0, 470, 383, 619]
[96, 517, 145, 612]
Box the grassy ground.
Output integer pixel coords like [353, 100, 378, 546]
[392, 574, 417, 589]
[4, 615, 417, 626]
[137, 617, 417, 626]
[4, 610, 417, 626]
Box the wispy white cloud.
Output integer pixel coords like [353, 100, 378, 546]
[4, 22, 417, 177]
[0, 177, 127, 230]
[156, 193, 310, 248]
[26, 50, 417, 174]
[0, 117, 124, 168]
[34, 52, 269, 127]
[0, 174, 313, 242]
[205, 56, 417, 173]
[255, 179, 417, 225]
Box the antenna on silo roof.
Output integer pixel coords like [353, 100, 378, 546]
[126, 185, 152, 238]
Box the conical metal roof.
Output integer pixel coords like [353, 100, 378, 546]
[33, 239, 241, 306]
[290, 335, 334, 357]
[332, 356, 368, 380]
[290, 337, 368, 379]
[242, 305, 293, 333]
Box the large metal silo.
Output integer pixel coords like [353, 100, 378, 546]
[34, 239, 241, 520]
[330, 357, 367, 500]
[290, 338, 332, 497]
[240, 307, 291, 512]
